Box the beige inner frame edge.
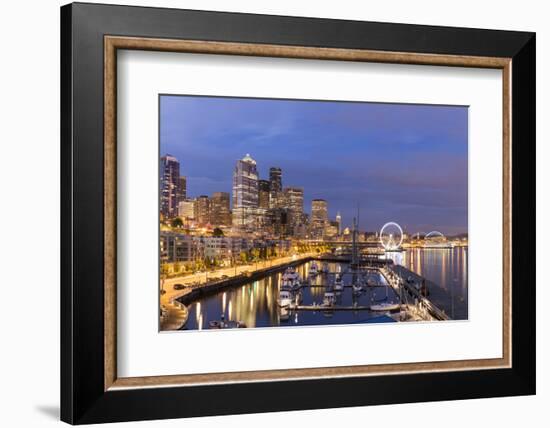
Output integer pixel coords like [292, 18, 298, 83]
[104, 36, 512, 391]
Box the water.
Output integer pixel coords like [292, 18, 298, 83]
[182, 261, 398, 330]
[181, 248, 468, 330]
[385, 247, 468, 319]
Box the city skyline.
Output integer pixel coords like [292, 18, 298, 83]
[160, 95, 468, 234]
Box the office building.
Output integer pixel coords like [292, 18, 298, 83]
[195, 195, 211, 226]
[232, 154, 259, 228]
[210, 192, 231, 227]
[160, 154, 180, 218]
[258, 179, 271, 210]
[311, 199, 328, 238]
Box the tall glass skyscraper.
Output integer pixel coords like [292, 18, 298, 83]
[311, 199, 328, 238]
[160, 154, 180, 218]
[284, 187, 304, 236]
[258, 180, 271, 210]
[269, 167, 283, 208]
[232, 154, 259, 227]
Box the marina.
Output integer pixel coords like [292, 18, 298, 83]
[174, 246, 467, 330]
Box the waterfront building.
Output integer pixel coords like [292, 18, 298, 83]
[311, 199, 328, 238]
[232, 154, 259, 228]
[160, 231, 195, 263]
[258, 179, 271, 209]
[160, 154, 180, 218]
[195, 195, 211, 226]
[210, 192, 231, 227]
[178, 199, 196, 222]
[161, 231, 293, 267]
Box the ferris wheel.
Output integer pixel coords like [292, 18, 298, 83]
[379, 222, 404, 251]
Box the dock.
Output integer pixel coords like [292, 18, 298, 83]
[292, 305, 378, 311]
[382, 265, 450, 321]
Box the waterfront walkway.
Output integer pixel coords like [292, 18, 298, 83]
[160, 299, 189, 331]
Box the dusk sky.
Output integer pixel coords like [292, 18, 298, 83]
[160, 95, 468, 235]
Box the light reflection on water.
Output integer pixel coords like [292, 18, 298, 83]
[183, 261, 397, 330]
[182, 249, 468, 330]
[385, 247, 468, 319]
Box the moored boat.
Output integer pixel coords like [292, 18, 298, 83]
[323, 291, 336, 307]
[309, 261, 319, 276]
[278, 290, 293, 307]
[370, 302, 400, 312]
[281, 266, 301, 291]
[334, 274, 344, 291]
[209, 317, 247, 329]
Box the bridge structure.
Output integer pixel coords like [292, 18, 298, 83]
[422, 230, 453, 248]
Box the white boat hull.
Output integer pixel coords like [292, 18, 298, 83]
[370, 303, 400, 311]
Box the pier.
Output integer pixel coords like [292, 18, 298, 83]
[292, 305, 383, 311]
[381, 265, 450, 321]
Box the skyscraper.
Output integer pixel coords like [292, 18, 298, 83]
[336, 211, 342, 235]
[284, 187, 304, 235]
[178, 176, 187, 203]
[232, 154, 259, 228]
[311, 199, 328, 238]
[178, 199, 196, 221]
[258, 180, 271, 210]
[160, 154, 180, 218]
[210, 192, 231, 226]
[195, 195, 211, 226]
[269, 167, 283, 208]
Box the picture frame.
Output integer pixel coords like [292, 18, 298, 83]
[61, 2, 535, 424]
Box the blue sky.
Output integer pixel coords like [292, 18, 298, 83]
[160, 95, 468, 235]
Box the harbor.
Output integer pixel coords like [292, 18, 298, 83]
[168, 246, 467, 330]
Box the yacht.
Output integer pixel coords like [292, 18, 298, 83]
[309, 262, 319, 277]
[278, 290, 293, 308]
[279, 306, 290, 322]
[334, 274, 344, 291]
[282, 266, 299, 283]
[209, 315, 247, 329]
[322, 291, 336, 307]
[370, 302, 400, 312]
[281, 267, 301, 291]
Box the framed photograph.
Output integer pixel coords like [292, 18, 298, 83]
[61, 2, 535, 424]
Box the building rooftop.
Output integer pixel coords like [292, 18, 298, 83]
[241, 153, 256, 164]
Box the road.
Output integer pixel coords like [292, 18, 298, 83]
[159, 252, 317, 330]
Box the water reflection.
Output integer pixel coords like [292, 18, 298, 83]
[183, 249, 468, 330]
[183, 261, 397, 330]
[385, 247, 468, 319]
